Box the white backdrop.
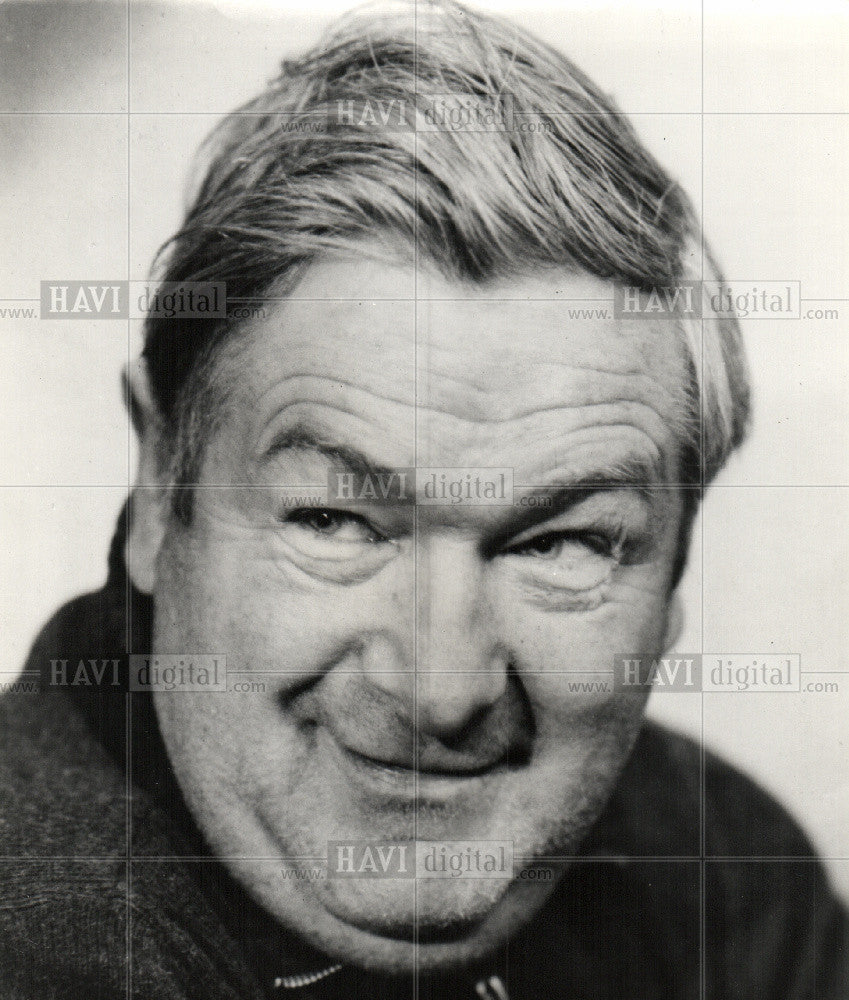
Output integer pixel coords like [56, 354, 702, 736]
[1, 0, 847, 899]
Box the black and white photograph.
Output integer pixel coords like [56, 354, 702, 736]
[0, 1, 847, 996]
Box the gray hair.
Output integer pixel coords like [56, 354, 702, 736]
[142, 0, 750, 546]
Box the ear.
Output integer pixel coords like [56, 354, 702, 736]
[123, 357, 169, 594]
[662, 590, 684, 653]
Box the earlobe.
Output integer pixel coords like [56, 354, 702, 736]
[662, 592, 684, 653]
[123, 358, 168, 595]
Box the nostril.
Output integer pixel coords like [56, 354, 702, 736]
[424, 702, 494, 752]
[505, 741, 532, 769]
[414, 668, 535, 770]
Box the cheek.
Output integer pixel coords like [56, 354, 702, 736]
[152, 520, 408, 704]
[154, 520, 328, 669]
[496, 571, 671, 656]
[490, 579, 669, 721]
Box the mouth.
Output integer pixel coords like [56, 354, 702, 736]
[325, 731, 522, 800]
[343, 745, 508, 779]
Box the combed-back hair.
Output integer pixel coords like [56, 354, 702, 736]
[142, 0, 750, 556]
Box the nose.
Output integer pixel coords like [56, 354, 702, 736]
[362, 536, 508, 741]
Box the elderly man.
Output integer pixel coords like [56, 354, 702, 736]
[1, 2, 846, 998]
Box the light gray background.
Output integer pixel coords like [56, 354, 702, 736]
[1, 0, 847, 899]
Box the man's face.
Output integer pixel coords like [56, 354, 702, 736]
[143, 257, 687, 973]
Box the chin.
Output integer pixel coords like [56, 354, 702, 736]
[230, 855, 562, 975]
[321, 873, 510, 937]
[293, 897, 531, 975]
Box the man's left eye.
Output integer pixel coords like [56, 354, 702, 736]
[507, 530, 614, 561]
[501, 528, 620, 595]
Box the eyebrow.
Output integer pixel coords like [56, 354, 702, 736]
[485, 454, 669, 546]
[262, 424, 402, 482]
[263, 422, 670, 516]
[517, 451, 668, 497]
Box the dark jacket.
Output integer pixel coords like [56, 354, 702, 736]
[1, 511, 847, 998]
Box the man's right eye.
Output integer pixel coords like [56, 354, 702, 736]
[283, 507, 385, 545]
[271, 504, 399, 582]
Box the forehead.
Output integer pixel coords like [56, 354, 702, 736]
[214, 256, 689, 477]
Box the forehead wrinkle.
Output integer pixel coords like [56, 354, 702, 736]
[245, 372, 416, 414]
[254, 401, 417, 468]
[222, 295, 687, 431]
[246, 383, 678, 475]
[516, 428, 669, 486]
[419, 347, 652, 382]
[215, 291, 690, 483]
[244, 396, 677, 493]
[263, 395, 676, 445]
[412, 393, 679, 453]
[415, 313, 690, 421]
[240, 361, 684, 442]
[418, 422, 674, 485]
[245, 367, 681, 426]
[415, 368, 684, 426]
